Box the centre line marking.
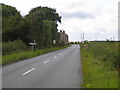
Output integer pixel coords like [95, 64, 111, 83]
[53, 56, 57, 58]
[22, 68, 35, 75]
[44, 60, 50, 63]
[59, 54, 61, 55]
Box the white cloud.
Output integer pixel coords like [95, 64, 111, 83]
[1, 0, 119, 41]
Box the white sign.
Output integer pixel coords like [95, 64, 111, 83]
[53, 40, 56, 44]
[29, 43, 36, 45]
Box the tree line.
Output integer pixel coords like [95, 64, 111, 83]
[2, 3, 63, 49]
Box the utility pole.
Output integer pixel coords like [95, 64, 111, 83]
[81, 34, 82, 42]
[83, 33, 84, 44]
[31, 12, 35, 41]
[29, 12, 36, 51]
[81, 33, 84, 44]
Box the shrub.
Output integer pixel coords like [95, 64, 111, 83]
[2, 40, 29, 55]
[85, 41, 119, 69]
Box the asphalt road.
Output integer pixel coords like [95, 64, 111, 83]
[2, 45, 83, 88]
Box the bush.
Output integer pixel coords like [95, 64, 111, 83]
[80, 42, 118, 88]
[2, 40, 29, 55]
[86, 41, 119, 69]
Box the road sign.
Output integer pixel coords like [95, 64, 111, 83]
[53, 40, 56, 44]
[29, 43, 36, 45]
[29, 40, 37, 51]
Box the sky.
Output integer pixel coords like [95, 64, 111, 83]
[1, 0, 119, 41]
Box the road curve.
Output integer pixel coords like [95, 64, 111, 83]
[2, 45, 83, 88]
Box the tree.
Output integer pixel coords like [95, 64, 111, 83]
[2, 4, 22, 42]
[29, 6, 61, 23]
[26, 6, 62, 48]
[2, 4, 62, 49]
[43, 20, 52, 47]
[19, 17, 31, 45]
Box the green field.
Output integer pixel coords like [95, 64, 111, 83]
[80, 41, 119, 88]
[2, 45, 70, 65]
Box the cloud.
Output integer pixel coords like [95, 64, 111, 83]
[1, 0, 119, 41]
[61, 11, 95, 19]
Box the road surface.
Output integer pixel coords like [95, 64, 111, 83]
[2, 45, 83, 88]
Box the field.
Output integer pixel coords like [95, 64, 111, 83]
[80, 41, 119, 88]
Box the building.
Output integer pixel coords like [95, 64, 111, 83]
[59, 30, 68, 44]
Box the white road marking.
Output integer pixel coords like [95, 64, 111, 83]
[53, 56, 57, 58]
[22, 68, 35, 75]
[59, 53, 62, 55]
[44, 60, 50, 63]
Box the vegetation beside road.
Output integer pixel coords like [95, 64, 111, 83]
[2, 40, 29, 55]
[80, 41, 118, 88]
[2, 45, 70, 65]
[2, 3, 62, 50]
[1, 3, 70, 66]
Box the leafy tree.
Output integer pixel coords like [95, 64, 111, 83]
[27, 6, 62, 48]
[29, 6, 61, 23]
[19, 17, 31, 45]
[2, 4, 62, 49]
[2, 4, 22, 42]
[43, 20, 52, 47]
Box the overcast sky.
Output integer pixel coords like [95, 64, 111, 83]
[1, 0, 119, 41]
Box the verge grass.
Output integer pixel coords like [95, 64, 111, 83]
[2, 40, 29, 55]
[80, 41, 118, 88]
[2, 45, 70, 65]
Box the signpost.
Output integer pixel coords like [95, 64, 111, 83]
[29, 40, 36, 51]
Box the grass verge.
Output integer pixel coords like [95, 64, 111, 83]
[80, 42, 118, 88]
[2, 45, 70, 65]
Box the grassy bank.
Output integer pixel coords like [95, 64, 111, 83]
[2, 45, 70, 65]
[2, 40, 29, 55]
[80, 41, 118, 88]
